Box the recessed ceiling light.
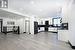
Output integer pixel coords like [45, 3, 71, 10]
[30, 1, 34, 4]
[39, 9, 43, 12]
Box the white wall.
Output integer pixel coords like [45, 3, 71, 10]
[15, 17, 31, 34]
[68, 4, 75, 46]
[15, 18, 24, 33]
[0, 17, 16, 26]
[30, 17, 35, 34]
[58, 4, 70, 42]
[23, 17, 30, 33]
[59, 1, 75, 46]
[15, 17, 34, 34]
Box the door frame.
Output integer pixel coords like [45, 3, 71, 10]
[0, 19, 3, 32]
[25, 20, 30, 33]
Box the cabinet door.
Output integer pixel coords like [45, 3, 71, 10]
[34, 22, 38, 34]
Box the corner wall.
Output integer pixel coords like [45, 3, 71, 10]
[68, 4, 75, 46]
[61, 1, 75, 46]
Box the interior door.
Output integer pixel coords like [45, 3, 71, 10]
[25, 20, 30, 34]
[34, 22, 38, 34]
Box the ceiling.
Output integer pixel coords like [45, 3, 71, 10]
[0, 9, 25, 19]
[0, 0, 72, 18]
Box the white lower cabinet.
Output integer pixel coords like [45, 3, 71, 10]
[58, 30, 69, 42]
[48, 27, 57, 32]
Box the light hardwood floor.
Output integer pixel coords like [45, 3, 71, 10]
[0, 32, 74, 50]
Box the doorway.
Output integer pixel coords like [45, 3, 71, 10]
[25, 20, 30, 34]
[0, 19, 3, 33]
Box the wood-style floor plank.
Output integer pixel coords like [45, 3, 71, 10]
[0, 32, 74, 50]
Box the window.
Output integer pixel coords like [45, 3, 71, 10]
[0, 0, 8, 8]
[53, 17, 62, 26]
